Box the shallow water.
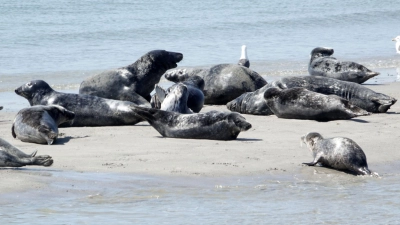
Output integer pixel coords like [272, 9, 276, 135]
[1, 166, 399, 224]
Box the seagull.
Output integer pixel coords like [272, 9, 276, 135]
[238, 45, 250, 68]
[392, 36, 400, 54]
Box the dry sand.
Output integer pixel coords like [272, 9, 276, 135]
[1, 82, 400, 192]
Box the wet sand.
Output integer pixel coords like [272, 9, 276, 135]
[1, 80, 400, 193]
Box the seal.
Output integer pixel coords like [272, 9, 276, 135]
[12, 105, 75, 145]
[131, 106, 252, 140]
[150, 75, 205, 113]
[263, 87, 370, 121]
[269, 76, 397, 113]
[154, 83, 192, 114]
[238, 45, 250, 68]
[79, 50, 183, 102]
[15, 80, 148, 127]
[164, 64, 266, 105]
[309, 47, 380, 84]
[392, 36, 400, 54]
[0, 106, 3, 110]
[0, 137, 53, 167]
[301, 132, 377, 176]
[226, 84, 274, 115]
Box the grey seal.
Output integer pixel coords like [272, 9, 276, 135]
[154, 83, 192, 114]
[269, 76, 396, 113]
[79, 50, 183, 102]
[12, 105, 75, 145]
[226, 84, 273, 115]
[392, 36, 400, 54]
[150, 75, 205, 113]
[15, 80, 147, 127]
[301, 132, 376, 176]
[165, 64, 266, 105]
[0, 137, 53, 167]
[264, 87, 370, 121]
[238, 45, 250, 68]
[131, 106, 252, 140]
[309, 47, 379, 84]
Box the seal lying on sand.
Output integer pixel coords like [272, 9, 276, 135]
[0, 137, 53, 167]
[154, 83, 192, 114]
[131, 106, 252, 140]
[301, 132, 376, 176]
[264, 87, 370, 121]
[151, 75, 205, 113]
[165, 64, 266, 105]
[226, 84, 273, 115]
[309, 47, 379, 84]
[269, 76, 396, 113]
[238, 45, 250, 68]
[79, 50, 183, 102]
[15, 80, 147, 127]
[12, 105, 75, 145]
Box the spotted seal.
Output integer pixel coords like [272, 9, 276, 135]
[309, 47, 379, 84]
[0, 137, 53, 167]
[165, 64, 266, 105]
[269, 76, 396, 113]
[131, 106, 252, 140]
[79, 50, 183, 102]
[238, 45, 250, 68]
[12, 105, 75, 145]
[301, 132, 376, 176]
[15, 80, 147, 127]
[264, 87, 370, 121]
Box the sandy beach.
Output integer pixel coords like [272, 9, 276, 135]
[1, 80, 400, 194]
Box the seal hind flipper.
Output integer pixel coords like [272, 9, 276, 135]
[155, 84, 167, 103]
[32, 155, 54, 167]
[30, 150, 38, 157]
[131, 106, 158, 121]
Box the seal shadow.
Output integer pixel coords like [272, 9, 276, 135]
[55, 135, 90, 145]
[236, 138, 263, 142]
[0, 167, 61, 172]
[386, 112, 400, 115]
[349, 118, 369, 123]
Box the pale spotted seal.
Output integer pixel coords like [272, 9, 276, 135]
[154, 83, 192, 114]
[226, 84, 273, 115]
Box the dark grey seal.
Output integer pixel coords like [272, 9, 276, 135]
[79, 50, 183, 102]
[226, 84, 273, 115]
[165, 64, 266, 105]
[269, 76, 396, 113]
[0, 137, 53, 167]
[264, 87, 370, 121]
[12, 105, 75, 145]
[238, 45, 250, 68]
[150, 75, 205, 113]
[309, 47, 379, 84]
[15, 80, 147, 127]
[301, 132, 377, 176]
[131, 106, 252, 140]
[154, 83, 192, 114]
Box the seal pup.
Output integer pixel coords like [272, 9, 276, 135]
[79, 50, 183, 102]
[301, 132, 376, 176]
[0, 137, 53, 167]
[131, 106, 252, 140]
[392, 36, 400, 54]
[263, 87, 370, 121]
[309, 47, 380, 84]
[269, 76, 396, 113]
[238, 45, 250, 68]
[151, 75, 205, 113]
[226, 84, 274, 115]
[15, 80, 148, 127]
[12, 105, 75, 145]
[154, 83, 192, 114]
[165, 64, 266, 105]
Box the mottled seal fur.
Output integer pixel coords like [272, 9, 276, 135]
[165, 64, 266, 105]
[12, 105, 75, 145]
[131, 106, 252, 140]
[154, 83, 192, 114]
[79, 50, 183, 102]
[301, 132, 376, 176]
[238, 45, 250, 68]
[309, 47, 379, 84]
[15, 80, 147, 127]
[226, 84, 273, 115]
[263, 87, 370, 121]
[269, 76, 396, 113]
[0, 137, 53, 167]
[150, 75, 205, 113]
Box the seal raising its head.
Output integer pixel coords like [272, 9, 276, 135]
[392, 36, 400, 54]
[0, 137, 53, 167]
[308, 47, 380, 84]
[238, 45, 250, 68]
[154, 83, 193, 114]
[301, 132, 376, 176]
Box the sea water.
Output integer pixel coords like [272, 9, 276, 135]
[1, 0, 400, 223]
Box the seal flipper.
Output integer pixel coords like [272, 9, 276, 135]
[155, 84, 167, 103]
[130, 106, 158, 122]
[38, 125, 57, 145]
